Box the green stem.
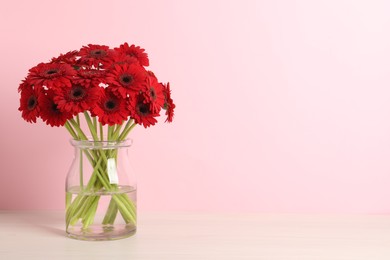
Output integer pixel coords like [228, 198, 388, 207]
[93, 116, 97, 136]
[112, 124, 123, 140]
[118, 119, 133, 139]
[119, 122, 137, 141]
[69, 119, 88, 140]
[107, 125, 114, 141]
[84, 111, 99, 141]
[82, 196, 100, 228]
[99, 123, 103, 141]
[112, 195, 136, 224]
[79, 151, 84, 189]
[102, 199, 119, 225]
[66, 192, 72, 211]
[67, 195, 88, 227]
[65, 121, 78, 139]
[85, 156, 103, 190]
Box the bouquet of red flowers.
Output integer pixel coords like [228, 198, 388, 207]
[19, 42, 174, 129]
[18, 43, 175, 240]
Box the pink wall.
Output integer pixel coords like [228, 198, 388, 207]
[1, 0, 390, 213]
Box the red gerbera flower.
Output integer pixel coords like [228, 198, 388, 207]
[72, 69, 105, 88]
[114, 43, 149, 67]
[78, 44, 110, 67]
[54, 84, 101, 115]
[162, 82, 175, 123]
[39, 90, 73, 127]
[142, 74, 165, 113]
[129, 94, 159, 128]
[28, 62, 76, 89]
[92, 88, 129, 126]
[105, 63, 147, 98]
[18, 84, 42, 123]
[50, 50, 79, 64]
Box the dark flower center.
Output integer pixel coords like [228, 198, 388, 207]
[150, 88, 156, 100]
[45, 69, 59, 77]
[90, 49, 107, 58]
[137, 103, 150, 116]
[120, 74, 133, 86]
[104, 99, 118, 112]
[27, 96, 37, 110]
[51, 103, 61, 113]
[69, 86, 86, 101]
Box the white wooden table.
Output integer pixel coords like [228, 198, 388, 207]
[1, 211, 390, 259]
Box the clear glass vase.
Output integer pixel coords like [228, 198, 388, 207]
[65, 139, 136, 240]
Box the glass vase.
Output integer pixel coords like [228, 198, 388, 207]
[65, 139, 136, 240]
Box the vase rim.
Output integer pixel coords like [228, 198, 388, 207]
[70, 138, 133, 148]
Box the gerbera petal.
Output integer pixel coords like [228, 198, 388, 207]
[92, 88, 129, 126]
[38, 90, 73, 127]
[128, 93, 159, 128]
[28, 62, 76, 90]
[162, 82, 175, 123]
[114, 42, 149, 67]
[105, 63, 147, 98]
[78, 44, 111, 67]
[141, 74, 165, 113]
[54, 84, 100, 114]
[18, 83, 42, 123]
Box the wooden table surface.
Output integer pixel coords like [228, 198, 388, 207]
[1, 211, 390, 259]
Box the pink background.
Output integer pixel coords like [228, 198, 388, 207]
[1, 0, 390, 213]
